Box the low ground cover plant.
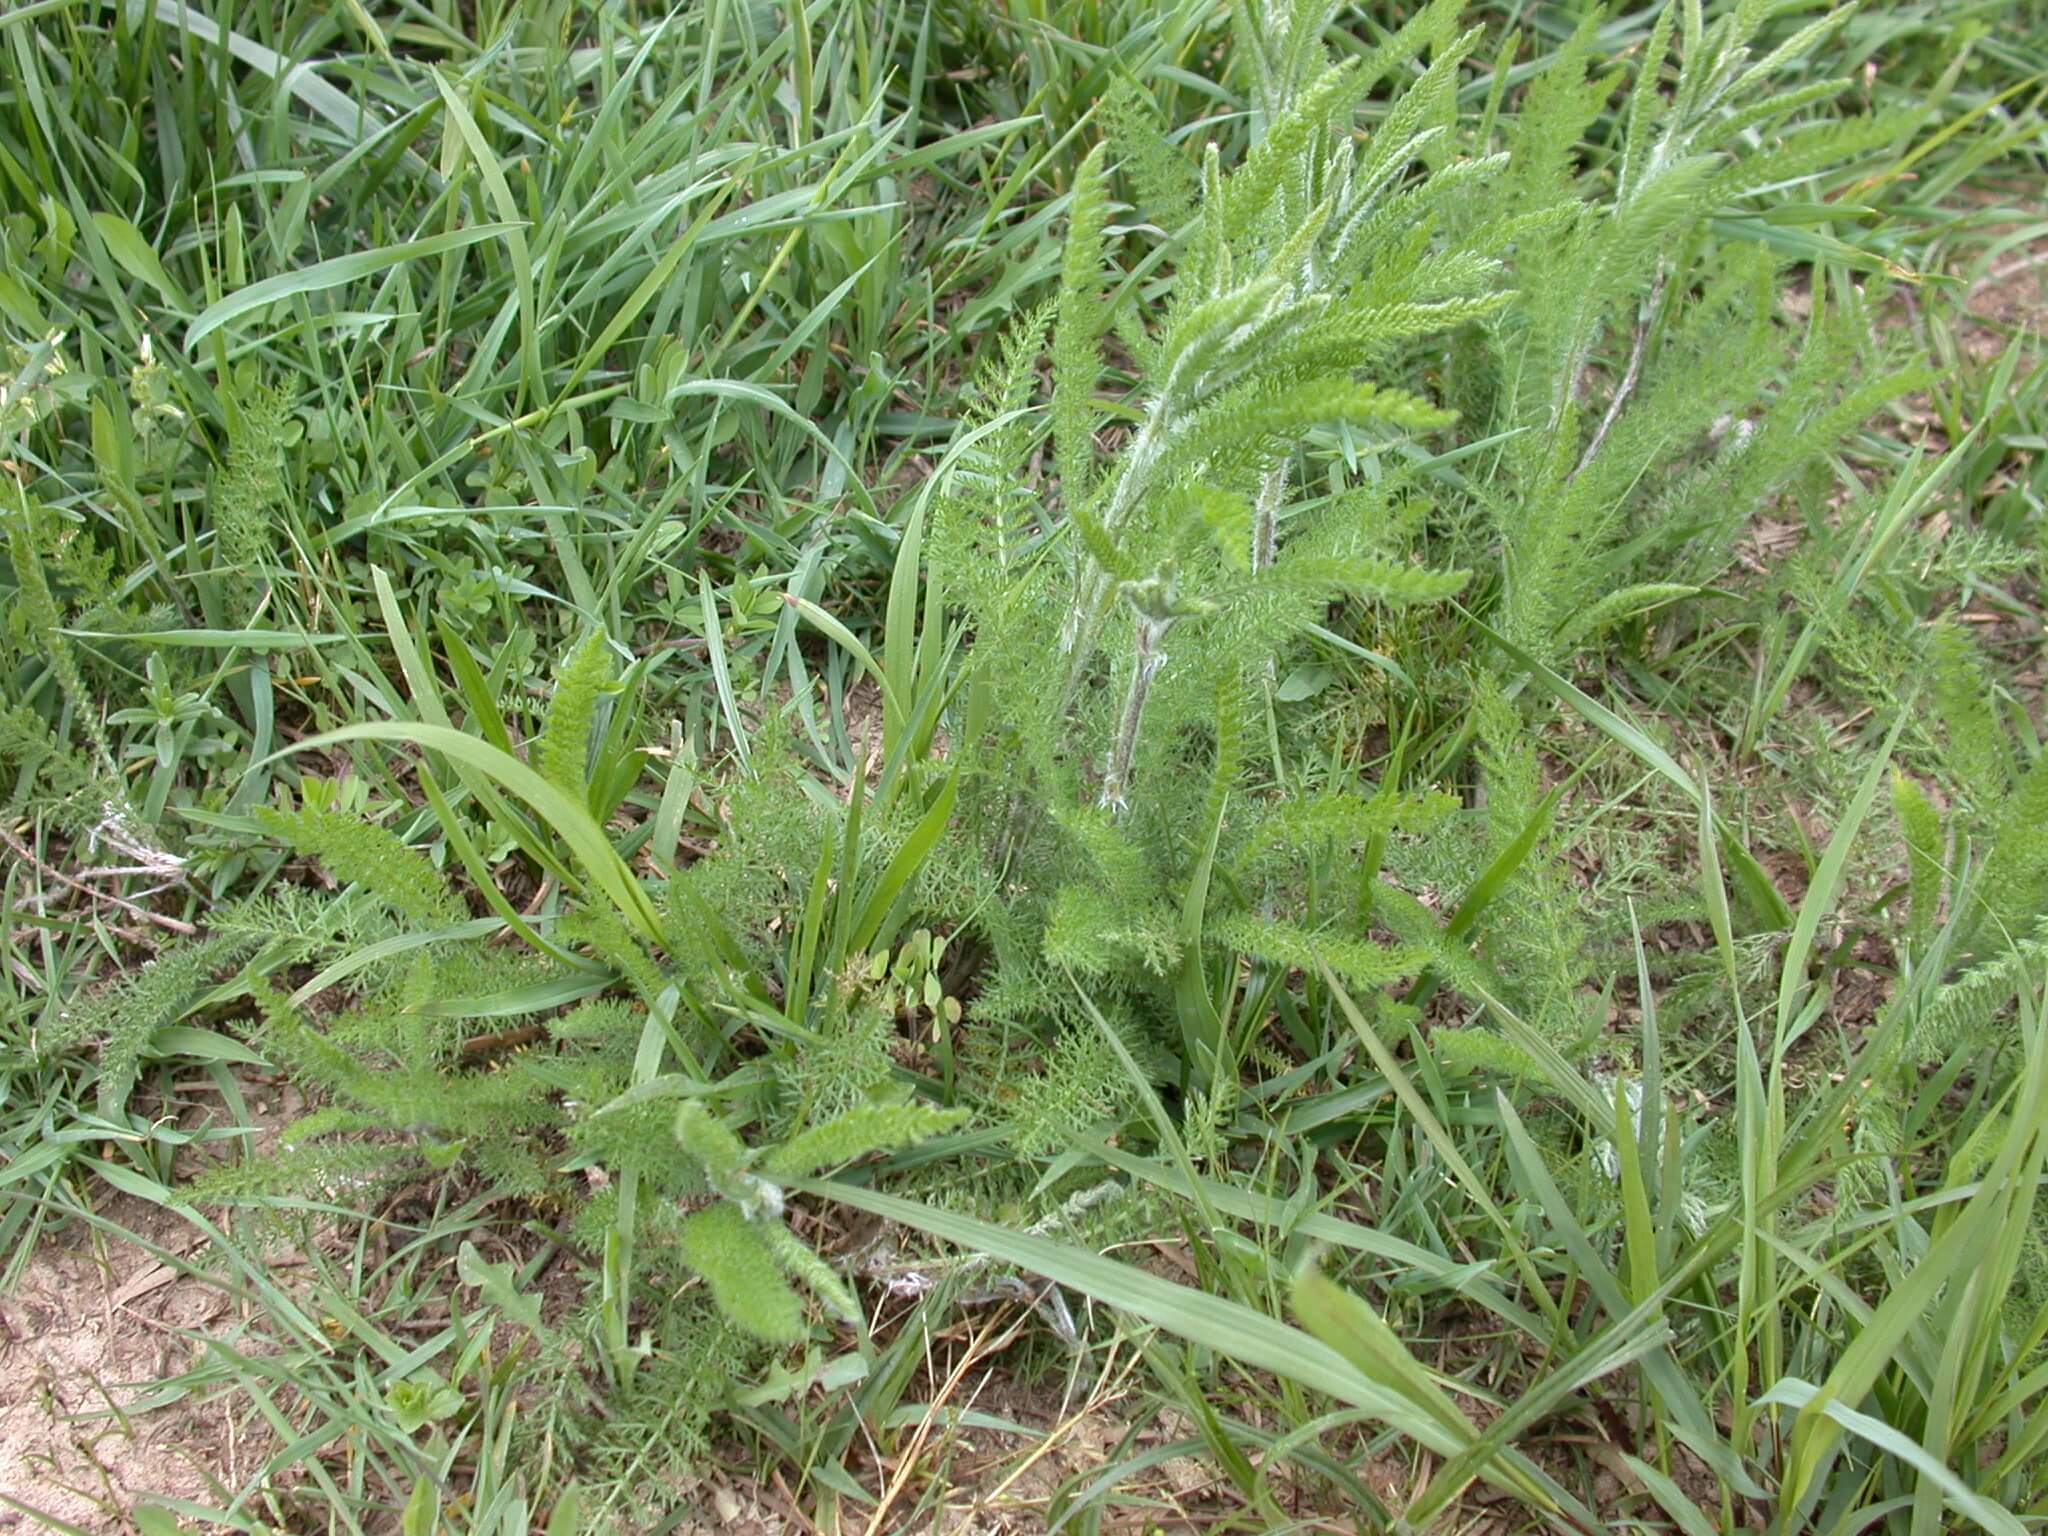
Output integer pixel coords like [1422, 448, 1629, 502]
[4, 0, 2047, 1530]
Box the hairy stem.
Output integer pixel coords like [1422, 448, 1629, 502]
[1058, 409, 1169, 710]
[1099, 611, 1170, 814]
[1252, 458, 1288, 573]
[1571, 267, 1667, 481]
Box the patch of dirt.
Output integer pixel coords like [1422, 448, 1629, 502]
[841, 677, 889, 776]
[0, 1197, 243, 1534]
[1957, 241, 2047, 363]
[666, 1479, 789, 1536]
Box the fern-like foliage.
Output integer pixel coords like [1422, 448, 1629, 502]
[672, 1099, 966, 1342]
[0, 702, 105, 829]
[257, 777, 464, 927]
[1014, 1, 1495, 782]
[538, 627, 613, 802]
[1879, 621, 2048, 1066]
[1469, 1, 1924, 660]
[43, 932, 257, 1093]
[908, 2, 1497, 1119]
[212, 370, 295, 610]
[5, 484, 117, 776]
[1102, 76, 1198, 232]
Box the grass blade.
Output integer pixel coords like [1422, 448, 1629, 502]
[185, 223, 523, 349]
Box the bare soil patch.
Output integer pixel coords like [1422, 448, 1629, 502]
[0, 1198, 241, 1534]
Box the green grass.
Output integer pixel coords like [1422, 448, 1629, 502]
[3, 0, 2047, 1531]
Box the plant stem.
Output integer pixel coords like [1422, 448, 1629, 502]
[1058, 410, 1168, 707]
[1571, 267, 1666, 481]
[1099, 611, 1170, 814]
[1252, 458, 1287, 573]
